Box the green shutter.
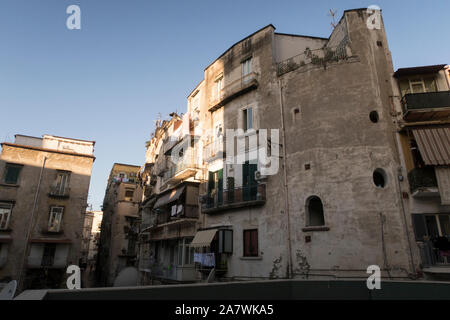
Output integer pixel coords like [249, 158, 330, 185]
[4, 165, 21, 184]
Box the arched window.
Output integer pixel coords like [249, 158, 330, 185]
[306, 196, 325, 226]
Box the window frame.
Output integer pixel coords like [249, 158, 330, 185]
[243, 229, 258, 257]
[3, 163, 23, 185]
[242, 106, 253, 131]
[54, 170, 71, 195]
[41, 243, 56, 267]
[0, 202, 13, 230]
[306, 196, 325, 227]
[241, 57, 252, 79]
[48, 206, 64, 232]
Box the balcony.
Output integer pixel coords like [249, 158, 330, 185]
[48, 186, 70, 198]
[203, 138, 225, 162]
[407, 167, 439, 198]
[209, 72, 258, 112]
[163, 152, 200, 184]
[418, 240, 450, 271]
[402, 91, 450, 122]
[201, 184, 266, 214]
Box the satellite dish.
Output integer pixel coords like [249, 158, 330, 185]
[0, 280, 17, 300]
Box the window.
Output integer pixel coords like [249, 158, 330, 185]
[243, 229, 258, 257]
[125, 189, 134, 200]
[369, 111, 379, 123]
[41, 243, 56, 267]
[306, 196, 325, 227]
[48, 206, 64, 232]
[53, 171, 70, 195]
[242, 58, 252, 78]
[243, 107, 253, 131]
[215, 76, 223, 99]
[3, 163, 22, 185]
[409, 79, 425, 93]
[0, 202, 12, 230]
[218, 229, 233, 254]
[373, 168, 387, 188]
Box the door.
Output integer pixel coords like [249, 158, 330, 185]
[243, 161, 257, 201]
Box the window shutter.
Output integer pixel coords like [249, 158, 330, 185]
[251, 230, 258, 256]
[412, 214, 427, 241]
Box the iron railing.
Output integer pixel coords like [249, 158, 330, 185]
[204, 184, 266, 210]
[203, 138, 225, 161]
[418, 239, 450, 267]
[401, 91, 450, 114]
[277, 45, 350, 76]
[49, 185, 70, 197]
[407, 167, 438, 193]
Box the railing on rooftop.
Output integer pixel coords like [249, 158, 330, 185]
[277, 45, 351, 76]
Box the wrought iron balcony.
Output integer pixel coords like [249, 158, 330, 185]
[49, 185, 70, 198]
[201, 184, 266, 214]
[163, 152, 200, 183]
[203, 138, 225, 162]
[402, 91, 450, 121]
[407, 167, 439, 198]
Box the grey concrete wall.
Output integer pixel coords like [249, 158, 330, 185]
[16, 279, 450, 300]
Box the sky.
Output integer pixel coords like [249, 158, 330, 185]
[1, 0, 449, 210]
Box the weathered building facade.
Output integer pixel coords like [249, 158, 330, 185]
[136, 8, 449, 284]
[81, 210, 103, 266]
[97, 163, 142, 286]
[393, 64, 450, 279]
[138, 114, 203, 284]
[0, 134, 95, 291]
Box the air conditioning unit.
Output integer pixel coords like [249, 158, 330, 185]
[254, 171, 267, 181]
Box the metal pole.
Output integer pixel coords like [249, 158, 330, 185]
[17, 156, 47, 292]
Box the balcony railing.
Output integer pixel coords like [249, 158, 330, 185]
[203, 138, 225, 162]
[407, 167, 438, 195]
[49, 186, 70, 197]
[209, 72, 258, 111]
[402, 91, 450, 121]
[202, 184, 266, 214]
[418, 239, 450, 268]
[277, 45, 351, 76]
[163, 152, 200, 183]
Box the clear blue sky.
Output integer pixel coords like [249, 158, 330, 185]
[1, 0, 449, 210]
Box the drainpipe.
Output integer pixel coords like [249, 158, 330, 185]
[278, 78, 293, 278]
[17, 156, 47, 292]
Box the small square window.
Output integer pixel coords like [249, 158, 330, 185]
[3, 163, 22, 185]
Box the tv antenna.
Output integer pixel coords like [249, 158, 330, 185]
[328, 9, 338, 28]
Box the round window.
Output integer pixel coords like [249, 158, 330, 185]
[369, 111, 379, 123]
[373, 168, 387, 188]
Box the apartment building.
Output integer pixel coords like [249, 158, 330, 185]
[138, 113, 203, 284]
[393, 64, 450, 279]
[81, 210, 103, 267]
[138, 8, 448, 283]
[96, 163, 142, 286]
[0, 134, 95, 291]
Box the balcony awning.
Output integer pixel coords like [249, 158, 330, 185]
[189, 229, 218, 248]
[154, 186, 185, 208]
[412, 127, 450, 165]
